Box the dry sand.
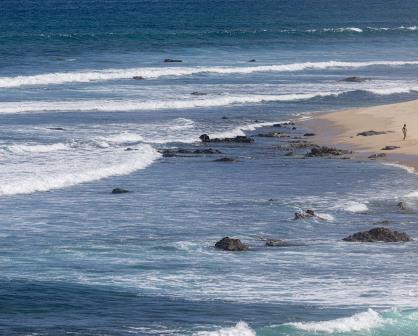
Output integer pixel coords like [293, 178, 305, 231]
[301, 99, 418, 171]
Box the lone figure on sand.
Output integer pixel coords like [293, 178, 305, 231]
[402, 124, 407, 140]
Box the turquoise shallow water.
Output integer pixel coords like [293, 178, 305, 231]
[1, 0, 418, 335]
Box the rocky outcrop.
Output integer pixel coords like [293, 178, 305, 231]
[112, 188, 129, 194]
[342, 227, 412, 242]
[215, 237, 249, 251]
[199, 134, 254, 143]
[164, 58, 182, 62]
[382, 146, 400, 150]
[303, 133, 316, 137]
[306, 146, 351, 157]
[357, 130, 387, 136]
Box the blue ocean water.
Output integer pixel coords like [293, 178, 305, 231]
[1, 0, 418, 335]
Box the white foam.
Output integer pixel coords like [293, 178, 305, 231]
[0, 93, 338, 114]
[3, 60, 418, 87]
[343, 202, 369, 213]
[195, 322, 255, 336]
[4, 143, 68, 154]
[315, 213, 335, 221]
[209, 121, 287, 139]
[288, 309, 383, 333]
[382, 162, 415, 174]
[0, 143, 160, 196]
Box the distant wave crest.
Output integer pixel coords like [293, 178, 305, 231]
[2, 60, 418, 88]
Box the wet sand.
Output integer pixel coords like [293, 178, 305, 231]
[301, 99, 418, 171]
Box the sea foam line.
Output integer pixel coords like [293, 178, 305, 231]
[0, 93, 339, 114]
[287, 309, 384, 333]
[2, 60, 418, 88]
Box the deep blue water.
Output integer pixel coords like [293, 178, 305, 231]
[1, 0, 418, 335]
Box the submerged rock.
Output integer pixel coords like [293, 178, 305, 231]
[294, 209, 316, 220]
[397, 202, 407, 210]
[368, 153, 386, 159]
[199, 134, 254, 143]
[160, 148, 222, 157]
[357, 130, 387, 136]
[265, 239, 286, 247]
[215, 237, 249, 251]
[342, 227, 412, 242]
[191, 91, 207, 96]
[112, 188, 129, 194]
[340, 76, 370, 83]
[132, 76, 145, 80]
[303, 133, 316, 137]
[382, 146, 400, 150]
[248, 59, 256, 62]
[257, 132, 289, 138]
[214, 157, 236, 162]
[47, 127, 65, 131]
[306, 146, 350, 157]
[164, 58, 182, 62]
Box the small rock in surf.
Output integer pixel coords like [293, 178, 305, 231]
[342, 227, 412, 242]
[164, 58, 182, 62]
[111, 188, 130, 194]
[381, 146, 400, 150]
[215, 237, 249, 251]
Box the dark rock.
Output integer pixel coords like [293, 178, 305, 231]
[382, 146, 400, 150]
[214, 157, 236, 162]
[357, 130, 387, 136]
[199, 134, 211, 142]
[265, 239, 286, 247]
[368, 153, 386, 159]
[306, 146, 351, 157]
[199, 134, 254, 143]
[292, 127, 297, 130]
[304, 133, 315, 137]
[160, 148, 222, 157]
[290, 140, 313, 149]
[374, 220, 391, 225]
[340, 76, 370, 83]
[215, 237, 249, 251]
[397, 202, 406, 210]
[294, 209, 316, 220]
[47, 127, 65, 131]
[273, 123, 282, 127]
[248, 59, 256, 62]
[285, 151, 294, 156]
[191, 91, 207, 96]
[257, 132, 288, 138]
[112, 188, 129, 194]
[222, 116, 228, 120]
[125, 147, 138, 151]
[164, 59, 182, 63]
[194, 148, 221, 154]
[132, 76, 145, 80]
[343, 227, 412, 242]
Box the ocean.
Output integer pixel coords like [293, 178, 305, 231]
[1, 0, 418, 335]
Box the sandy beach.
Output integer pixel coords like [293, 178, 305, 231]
[302, 99, 418, 171]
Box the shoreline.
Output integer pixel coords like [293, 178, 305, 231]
[299, 99, 418, 172]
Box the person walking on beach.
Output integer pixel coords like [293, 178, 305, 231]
[402, 124, 407, 140]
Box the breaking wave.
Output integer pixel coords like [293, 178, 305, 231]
[2, 60, 418, 88]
